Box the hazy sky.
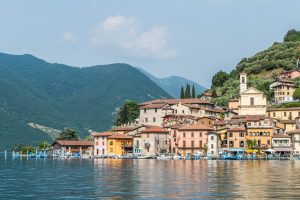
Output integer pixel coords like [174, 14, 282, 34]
[0, 1, 299, 87]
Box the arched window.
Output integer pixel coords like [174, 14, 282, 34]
[242, 77, 245, 83]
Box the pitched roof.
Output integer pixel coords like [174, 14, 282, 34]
[139, 98, 213, 106]
[112, 127, 135, 132]
[108, 133, 133, 139]
[141, 126, 169, 133]
[140, 103, 167, 109]
[53, 140, 93, 146]
[227, 127, 246, 132]
[272, 134, 291, 138]
[178, 124, 214, 131]
[287, 129, 300, 134]
[92, 131, 114, 137]
[245, 115, 266, 122]
[267, 107, 300, 111]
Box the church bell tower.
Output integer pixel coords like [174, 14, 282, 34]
[240, 72, 247, 94]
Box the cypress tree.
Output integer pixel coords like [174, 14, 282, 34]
[180, 86, 185, 99]
[185, 83, 191, 98]
[192, 84, 196, 98]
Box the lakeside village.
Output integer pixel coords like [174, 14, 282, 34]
[8, 70, 300, 160]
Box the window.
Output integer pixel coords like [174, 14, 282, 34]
[182, 110, 185, 114]
[110, 141, 113, 145]
[191, 132, 194, 137]
[183, 140, 186, 148]
[250, 97, 254, 106]
[240, 141, 244, 147]
[273, 112, 275, 117]
[183, 132, 186, 138]
[211, 144, 214, 149]
[144, 109, 147, 113]
[211, 136, 214, 140]
[145, 118, 148, 122]
[284, 112, 287, 117]
[229, 133, 233, 137]
[157, 140, 159, 145]
[110, 148, 113, 152]
[242, 76, 245, 83]
[200, 132, 202, 137]
[165, 140, 168, 145]
[155, 108, 157, 113]
[267, 140, 270, 145]
[191, 140, 194, 147]
[211, 151, 214, 155]
[136, 140, 140, 146]
[240, 132, 244, 137]
[147, 133, 149, 138]
[153, 117, 156, 122]
[199, 140, 203, 148]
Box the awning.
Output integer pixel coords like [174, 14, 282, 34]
[274, 147, 293, 152]
[246, 149, 258, 153]
[228, 148, 246, 152]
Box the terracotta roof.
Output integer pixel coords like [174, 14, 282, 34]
[108, 133, 133, 139]
[245, 115, 266, 122]
[287, 129, 300, 134]
[140, 98, 213, 106]
[92, 131, 114, 137]
[178, 124, 214, 131]
[140, 103, 167, 109]
[272, 134, 291, 138]
[229, 99, 239, 102]
[53, 140, 93, 146]
[141, 126, 169, 133]
[112, 127, 135, 132]
[214, 120, 225, 126]
[267, 107, 300, 111]
[279, 120, 295, 124]
[227, 127, 245, 132]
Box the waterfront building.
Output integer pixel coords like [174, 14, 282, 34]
[238, 73, 268, 115]
[92, 131, 114, 156]
[107, 133, 133, 156]
[52, 140, 94, 156]
[287, 117, 300, 155]
[272, 134, 292, 156]
[245, 115, 274, 150]
[270, 79, 298, 103]
[207, 132, 220, 158]
[227, 127, 246, 150]
[175, 124, 214, 156]
[139, 126, 170, 157]
[276, 119, 296, 132]
[133, 134, 142, 155]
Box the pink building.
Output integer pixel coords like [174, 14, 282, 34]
[172, 124, 214, 156]
[280, 70, 300, 79]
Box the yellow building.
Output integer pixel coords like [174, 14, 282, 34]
[246, 128, 273, 149]
[270, 79, 297, 103]
[107, 133, 133, 156]
[267, 107, 300, 121]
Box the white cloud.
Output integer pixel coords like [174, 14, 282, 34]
[90, 16, 177, 60]
[58, 32, 77, 44]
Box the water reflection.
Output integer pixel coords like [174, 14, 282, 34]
[1, 156, 300, 199]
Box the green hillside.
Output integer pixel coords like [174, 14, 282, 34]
[0, 53, 171, 149]
[211, 29, 300, 106]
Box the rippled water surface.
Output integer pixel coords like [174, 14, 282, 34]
[1, 155, 300, 199]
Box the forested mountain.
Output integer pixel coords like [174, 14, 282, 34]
[210, 29, 300, 106]
[138, 67, 206, 98]
[0, 53, 171, 149]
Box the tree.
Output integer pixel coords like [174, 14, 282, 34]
[56, 128, 79, 141]
[180, 86, 185, 99]
[212, 71, 229, 88]
[211, 89, 217, 98]
[192, 85, 196, 98]
[283, 29, 300, 42]
[185, 83, 191, 98]
[293, 88, 300, 100]
[115, 100, 139, 126]
[37, 141, 51, 150]
[247, 139, 257, 149]
[20, 146, 36, 154]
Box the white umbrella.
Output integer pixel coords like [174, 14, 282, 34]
[264, 149, 275, 152]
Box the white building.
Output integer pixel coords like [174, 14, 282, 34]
[207, 132, 219, 158]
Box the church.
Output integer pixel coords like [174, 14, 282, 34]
[229, 73, 267, 116]
[238, 73, 267, 115]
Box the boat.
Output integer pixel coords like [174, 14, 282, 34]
[137, 155, 151, 159]
[172, 155, 185, 160]
[157, 155, 173, 160]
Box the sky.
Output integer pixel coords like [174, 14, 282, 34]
[0, 1, 299, 88]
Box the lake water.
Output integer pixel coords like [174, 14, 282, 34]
[1, 154, 300, 199]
